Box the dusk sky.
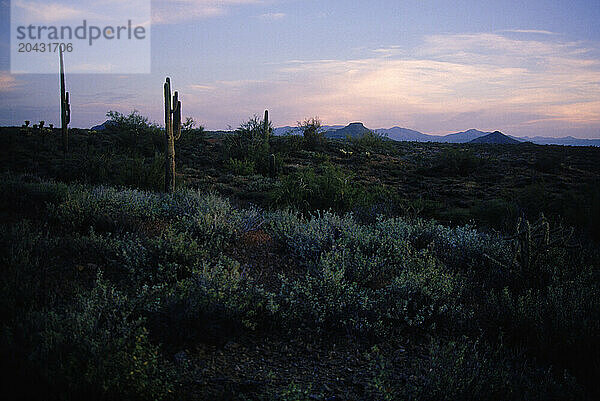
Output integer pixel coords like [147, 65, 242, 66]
[1, 0, 600, 138]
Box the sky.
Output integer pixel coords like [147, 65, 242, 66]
[1, 0, 600, 138]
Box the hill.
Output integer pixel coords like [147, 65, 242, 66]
[325, 122, 372, 139]
[90, 120, 115, 131]
[442, 129, 491, 143]
[470, 131, 522, 144]
[376, 126, 434, 142]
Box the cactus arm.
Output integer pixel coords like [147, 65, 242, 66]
[172, 91, 182, 140]
[164, 79, 172, 135]
[65, 92, 71, 125]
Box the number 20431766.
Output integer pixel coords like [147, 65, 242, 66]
[18, 43, 73, 53]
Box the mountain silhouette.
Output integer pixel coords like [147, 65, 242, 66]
[469, 131, 522, 144]
[325, 122, 371, 138]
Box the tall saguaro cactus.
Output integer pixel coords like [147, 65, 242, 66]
[164, 77, 182, 193]
[263, 110, 269, 136]
[59, 47, 71, 153]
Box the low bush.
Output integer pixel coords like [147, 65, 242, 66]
[270, 163, 361, 213]
[369, 337, 582, 401]
[225, 158, 256, 176]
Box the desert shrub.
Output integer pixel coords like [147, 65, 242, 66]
[276, 268, 375, 336]
[484, 273, 600, 392]
[374, 254, 467, 335]
[270, 134, 305, 155]
[47, 186, 174, 233]
[348, 130, 390, 151]
[225, 158, 255, 176]
[350, 184, 400, 223]
[279, 382, 316, 401]
[0, 173, 70, 218]
[299, 117, 325, 150]
[3, 175, 600, 398]
[222, 115, 272, 175]
[269, 210, 359, 264]
[471, 198, 520, 230]
[174, 193, 244, 252]
[105, 110, 163, 156]
[109, 152, 165, 191]
[513, 183, 550, 218]
[270, 163, 360, 213]
[372, 218, 513, 292]
[561, 183, 600, 241]
[145, 228, 207, 281]
[177, 117, 205, 146]
[273, 250, 465, 339]
[269, 212, 469, 337]
[58, 228, 205, 291]
[534, 153, 563, 173]
[429, 148, 486, 176]
[369, 338, 582, 401]
[105, 110, 159, 136]
[317, 240, 398, 288]
[0, 222, 63, 320]
[45, 184, 244, 246]
[23, 274, 175, 400]
[144, 256, 276, 346]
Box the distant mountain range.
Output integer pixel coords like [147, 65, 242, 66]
[92, 120, 600, 146]
[318, 123, 599, 146]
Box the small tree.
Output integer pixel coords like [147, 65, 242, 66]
[299, 117, 325, 150]
[182, 117, 196, 134]
[105, 110, 161, 154]
[223, 111, 272, 174]
[106, 110, 157, 135]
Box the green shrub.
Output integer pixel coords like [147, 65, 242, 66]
[225, 158, 256, 176]
[0, 173, 70, 218]
[104, 110, 163, 156]
[276, 268, 374, 336]
[398, 338, 582, 401]
[299, 117, 325, 150]
[15, 274, 175, 400]
[270, 163, 360, 213]
[145, 255, 276, 345]
[428, 148, 486, 176]
[222, 115, 272, 175]
[348, 130, 390, 151]
[485, 278, 600, 391]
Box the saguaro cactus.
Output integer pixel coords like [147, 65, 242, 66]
[59, 47, 71, 152]
[164, 77, 182, 193]
[263, 110, 269, 136]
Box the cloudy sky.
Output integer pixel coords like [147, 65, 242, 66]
[1, 0, 600, 138]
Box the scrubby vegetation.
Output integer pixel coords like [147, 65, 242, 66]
[1, 118, 599, 399]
